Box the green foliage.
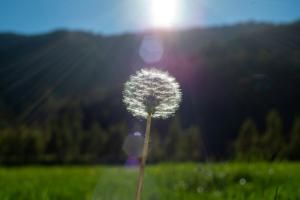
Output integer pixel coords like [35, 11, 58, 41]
[176, 126, 203, 161]
[0, 108, 299, 164]
[0, 163, 300, 199]
[148, 130, 165, 162]
[165, 117, 182, 161]
[233, 110, 300, 162]
[261, 110, 285, 160]
[0, 126, 44, 164]
[282, 117, 300, 160]
[81, 123, 108, 162]
[0, 109, 113, 164]
[165, 117, 203, 162]
[104, 122, 127, 162]
[234, 119, 262, 161]
[0, 108, 206, 164]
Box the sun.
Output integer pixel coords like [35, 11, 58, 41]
[150, 0, 179, 28]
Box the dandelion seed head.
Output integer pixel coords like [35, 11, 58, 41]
[239, 178, 247, 185]
[123, 68, 182, 119]
[197, 186, 204, 193]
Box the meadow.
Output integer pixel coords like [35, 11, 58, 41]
[0, 163, 299, 200]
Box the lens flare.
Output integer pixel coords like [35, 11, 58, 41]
[139, 35, 164, 63]
[123, 132, 144, 158]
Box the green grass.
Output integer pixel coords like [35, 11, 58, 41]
[0, 163, 299, 200]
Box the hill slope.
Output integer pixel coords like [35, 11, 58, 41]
[0, 21, 300, 156]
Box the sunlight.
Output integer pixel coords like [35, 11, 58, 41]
[150, 0, 179, 28]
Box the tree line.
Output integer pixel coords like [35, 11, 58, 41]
[0, 108, 299, 165]
[234, 110, 300, 161]
[0, 109, 203, 165]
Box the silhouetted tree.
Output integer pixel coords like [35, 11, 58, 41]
[19, 126, 44, 163]
[0, 127, 16, 164]
[148, 130, 165, 162]
[165, 117, 182, 161]
[234, 118, 262, 161]
[81, 122, 107, 163]
[261, 110, 285, 161]
[283, 117, 300, 160]
[186, 126, 203, 161]
[105, 122, 127, 163]
[176, 125, 203, 161]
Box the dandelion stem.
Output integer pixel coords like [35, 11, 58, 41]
[135, 114, 152, 200]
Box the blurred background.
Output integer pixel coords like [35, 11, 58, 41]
[0, 0, 300, 199]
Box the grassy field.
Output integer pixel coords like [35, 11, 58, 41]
[0, 162, 299, 200]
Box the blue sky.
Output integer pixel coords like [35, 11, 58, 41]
[1, 0, 300, 35]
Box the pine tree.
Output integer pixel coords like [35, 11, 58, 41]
[82, 122, 107, 163]
[186, 126, 203, 161]
[0, 127, 15, 164]
[19, 125, 44, 163]
[106, 122, 127, 163]
[262, 110, 285, 161]
[234, 118, 261, 161]
[165, 117, 182, 161]
[176, 126, 203, 161]
[284, 117, 300, 160]
[148, 130, 164, 162]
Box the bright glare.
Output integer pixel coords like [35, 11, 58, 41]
[150, 0, 179, 28]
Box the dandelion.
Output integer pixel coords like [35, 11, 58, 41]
[197, 186, 204, 193]
[123, 68, 181, 119]
[239, 178, 247, 185]
[123, 68, 182, 200]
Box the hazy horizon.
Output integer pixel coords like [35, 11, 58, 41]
[1, 18, 299, 37]
[1, 0, 300, 35]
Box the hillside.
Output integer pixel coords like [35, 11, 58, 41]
[0, 21, 300, 158]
